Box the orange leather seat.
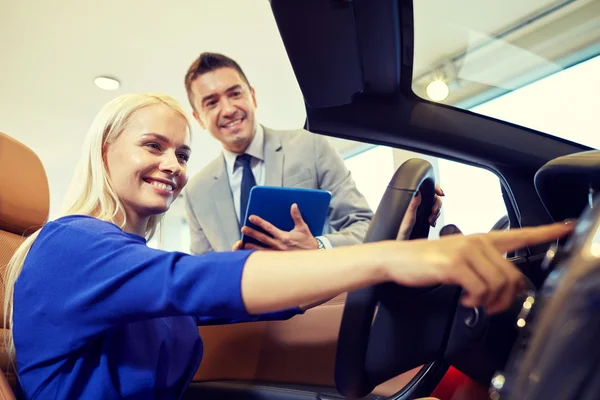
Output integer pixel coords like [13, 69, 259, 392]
[0, 131, 51, 399]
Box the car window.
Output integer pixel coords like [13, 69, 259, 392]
[412, 0, 600, 149]
[342, 142, 508, 238]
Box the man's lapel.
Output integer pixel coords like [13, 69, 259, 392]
[263, 127, 284, 186]
[211, 155, 242, 243]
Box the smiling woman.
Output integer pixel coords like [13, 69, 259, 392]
[3, 93, 303, 399]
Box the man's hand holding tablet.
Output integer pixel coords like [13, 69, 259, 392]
[234, 186, 332, 251]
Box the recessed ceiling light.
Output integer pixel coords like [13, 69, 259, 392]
[94, 76, 120, 91]
[426, 79, 449, 102]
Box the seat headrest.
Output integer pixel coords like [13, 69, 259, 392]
[534, 150, 600, 222]
[0, 132, 50, 236]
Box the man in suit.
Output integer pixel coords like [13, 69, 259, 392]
[182, 52, 442, 254]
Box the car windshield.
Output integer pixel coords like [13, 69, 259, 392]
[412, 0, 600, 149]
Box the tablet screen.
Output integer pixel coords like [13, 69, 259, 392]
[241, 186, 332, 248]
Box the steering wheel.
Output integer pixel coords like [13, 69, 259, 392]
[335, 158, 448, 398]
[335, 158, 535, 399]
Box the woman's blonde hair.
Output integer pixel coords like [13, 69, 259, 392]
[3, 92, 191, 363]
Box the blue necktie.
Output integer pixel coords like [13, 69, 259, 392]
[238, 154, 256, 228]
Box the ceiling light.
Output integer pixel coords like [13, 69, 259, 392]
[94, 76, 120, 91]
[426, 79, 449, 102]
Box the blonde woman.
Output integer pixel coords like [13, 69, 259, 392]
[4, 93, 572, 399]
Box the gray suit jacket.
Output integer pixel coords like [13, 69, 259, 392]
[183, 127, 373, 254]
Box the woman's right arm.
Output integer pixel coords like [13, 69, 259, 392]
[21, 218, 572, 344]
[240, 221, 574, 316]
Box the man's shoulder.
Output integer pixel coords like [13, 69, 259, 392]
[264, 126, 307, 138]
[265, 126, 337, 159]
[264, 126, 322, 147]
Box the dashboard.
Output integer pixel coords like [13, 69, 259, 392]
[492, 196, 600, 399]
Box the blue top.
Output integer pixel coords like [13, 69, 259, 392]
[13, 215, 302, 399]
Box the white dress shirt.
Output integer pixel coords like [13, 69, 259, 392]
[221, 124, 331, 248]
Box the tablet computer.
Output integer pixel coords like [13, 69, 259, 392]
[241, 186, 332, 248]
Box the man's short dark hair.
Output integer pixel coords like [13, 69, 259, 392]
[184, 52, 251, 112]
